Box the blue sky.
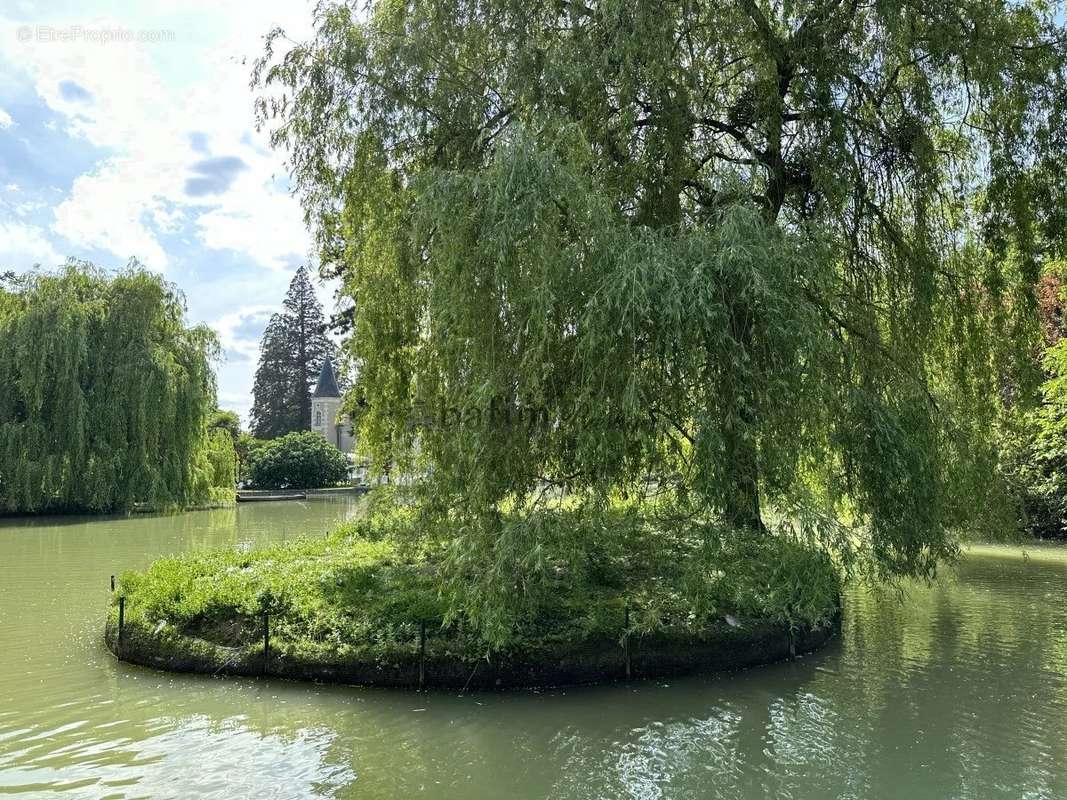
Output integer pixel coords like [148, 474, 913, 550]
[0, 0, 330, 424]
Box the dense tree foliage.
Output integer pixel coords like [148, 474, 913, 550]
[250, 266, 338, 438]
[235, 432, 269, 484]
[248, 431, 349, 489]
[204, 429, 238, 496]
[209, 409, 242, 444]
[1002, 261, 1067, 537]
[0, 264, 221, 513]
[255, 0, 1067, 634]
[208, 409, 244, 486]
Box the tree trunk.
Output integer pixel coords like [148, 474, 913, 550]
[723, 416, 765, 534]
[724, 291, 766, 534]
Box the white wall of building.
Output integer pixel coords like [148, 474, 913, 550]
[311, 395, 355, 453]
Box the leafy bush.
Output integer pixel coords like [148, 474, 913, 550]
[247, 431, 349, 489]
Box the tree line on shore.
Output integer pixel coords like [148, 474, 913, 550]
[0, 263, 353, 513]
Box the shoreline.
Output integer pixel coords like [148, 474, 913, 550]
[104, 611, 840, 690]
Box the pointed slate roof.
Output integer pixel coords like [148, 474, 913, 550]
[313, 359, 341, 398]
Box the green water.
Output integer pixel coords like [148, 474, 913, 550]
[1, 498, 1066, 799]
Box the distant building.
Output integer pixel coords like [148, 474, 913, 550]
[310, 360, 355, 453]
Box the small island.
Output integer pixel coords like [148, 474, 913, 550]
[105, 509, 839, 689]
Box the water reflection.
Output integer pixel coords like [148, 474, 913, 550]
[2, 712, 353, 799]
[2, 504, 1067, 799]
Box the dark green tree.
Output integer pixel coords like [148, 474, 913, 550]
[250, 313, 294, 438]
[248, 431, 349, 489]
[255, 0, 1067, 631]
[0, 263, 220, 513]
[235, 431, 269, 484]
[250, 266, 337, 438]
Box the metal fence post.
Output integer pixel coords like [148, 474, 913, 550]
[624, 604, 631, 680]
[263, 612, 270, 674]
[419, 620, 427, 690]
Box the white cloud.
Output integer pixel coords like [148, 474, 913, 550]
[2, 3, 316, 273]
[53, 158, 173, 271]
[210, 303, 275, 362]
[0, 2, 324, 417]
[14, 199, 47, 216]
[5, 18, 171, 154]
[0, 107, 12, 128]
[195, 182, 309, 271]
[0, 220, 63, 268]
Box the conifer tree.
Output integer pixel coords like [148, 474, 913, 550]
[250, 266, 337, 438]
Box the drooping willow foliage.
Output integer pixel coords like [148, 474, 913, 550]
[254, 0, 1067, 631]
[0, 264, 222, 513]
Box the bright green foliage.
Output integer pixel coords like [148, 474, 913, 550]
[997, 262, 1067, 537]
[114, 509, 838, 658]
[1029, 341, 1067, 535]
[254, 1, 1067, 634]
[1005, 346, 1067, 537]
[250, 266, 338, 439]
[248, 430, 349, 489]
[208, 409, 242, 444]
[204, 429, 237, 496]
[116, 526, 444, 663]
[424, 499, 841, 645]
[208, 409, 244, 489]
[0, 264, 220, 513]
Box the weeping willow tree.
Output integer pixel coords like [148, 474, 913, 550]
[0, 264, 221, 513]
[254, 1, 1067, 628]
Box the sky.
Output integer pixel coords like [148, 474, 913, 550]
[0, 0, 329, 425]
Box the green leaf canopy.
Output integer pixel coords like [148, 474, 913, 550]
[255, 1, 1067, 580]
[0, 264, 220, 513]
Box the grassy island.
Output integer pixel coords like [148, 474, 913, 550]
[106, 507, 840, 688]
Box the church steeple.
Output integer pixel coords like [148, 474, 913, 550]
[313, 360, 340, 398]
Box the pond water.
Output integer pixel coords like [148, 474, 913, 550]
[1, 496, 1066, 799]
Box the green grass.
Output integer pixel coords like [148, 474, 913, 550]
[111, 512, 840, 668]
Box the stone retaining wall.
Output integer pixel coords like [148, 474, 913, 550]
[104, 611, 839, 690]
